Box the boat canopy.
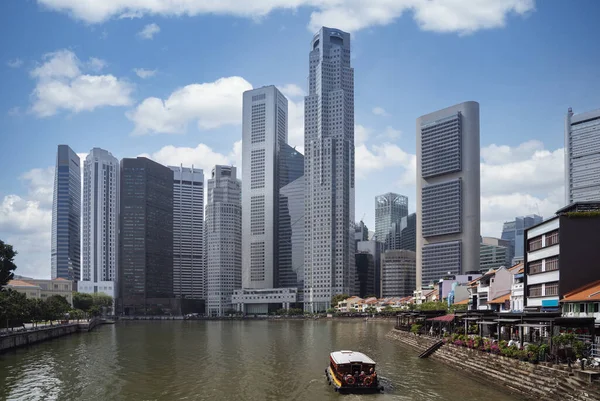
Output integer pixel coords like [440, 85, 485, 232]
[330, 351, 376, 365]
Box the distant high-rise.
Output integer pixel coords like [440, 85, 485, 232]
[389, 213, 416, 252]
[381, 250, 416, 298]
[277, 145, 304, 292]
[79, 148, 119, 298]
[170, 165, 204, 300]
[119, 157, 174, 315]
[51, 145, 81, 281]
[375, 193, 408, 249]
[565, 107, 600, 205]
[304, 27, 355, 313]
[356, 240, 384, 298]
[355, 221, 369, 245]
[500, 215, 543, 264]
[354, 252, 375, 298]
[480, 237, 511, 271]
[416, 101, 481, 288]
[206, 165, 242, 317]
[242, 86, 290, 290]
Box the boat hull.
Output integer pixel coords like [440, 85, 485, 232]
[325, 367, 384, 394]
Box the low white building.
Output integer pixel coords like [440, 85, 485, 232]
[524, 216, 559, 309]
[232, 288, 298, 315]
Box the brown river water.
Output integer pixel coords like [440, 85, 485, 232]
[0, 320, 524, 401]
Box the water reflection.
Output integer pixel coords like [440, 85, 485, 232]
[0, 320, 524, 401]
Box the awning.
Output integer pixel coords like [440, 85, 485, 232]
[462, 317, 481, 321]
[495, 318, 520, 323]
[516, 323, 550, 328]
[427, 314, 456, 322]
[477, 321, 498, 325]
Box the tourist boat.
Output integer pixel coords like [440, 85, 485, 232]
[325, 350, 384, 393]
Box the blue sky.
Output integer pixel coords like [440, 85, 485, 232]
[1, 0, 599, 278]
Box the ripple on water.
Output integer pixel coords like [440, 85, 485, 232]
[0, 321, 524, 401]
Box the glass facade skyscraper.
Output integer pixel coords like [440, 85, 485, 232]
[501, 215, 543, 264]
[565, 107, 600, 205]
[51, 145, 81, 281]
[375, 193, 408, 249]
[119, 157, 174, 315]
[304, 27, 355, 313]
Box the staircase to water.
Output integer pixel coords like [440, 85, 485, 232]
[418, 340, 444, 358]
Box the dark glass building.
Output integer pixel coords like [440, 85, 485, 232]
[278, 144, 304, 298]
[119, 157, 174, 315]
[354, 252, 375, 298]
[51, 145, 81, 281]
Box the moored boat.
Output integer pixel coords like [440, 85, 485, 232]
[325, 350, 384, 394]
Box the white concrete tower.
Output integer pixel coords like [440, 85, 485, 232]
[170, 165, 204, 300]
[80, 148, 119, 298]
[416, 102, 480, 289]
[304, 27, 355, 312]
[242, 86, 288, 289]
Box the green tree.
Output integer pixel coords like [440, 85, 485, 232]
[0, 240, 18, 289]
[45, 295, 71, 323]
[0, 290, 28, 330]
[69, 309, 85, 321]
[331, 294, 350, 308]
[417, 301, 448, 311]
[73, 292, 94, 311]
[29, 298, 47, 327]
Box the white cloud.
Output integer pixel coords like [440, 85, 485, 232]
[36, 0, 536, 34]
[278, 83, 305, 99]
[355, 124, 371, 146]
[87, 57, 107, 72]
[133, 68, 157, 79]
[138, 23, 160, 39]
[380, 126, 401, 139]
[372, 106, 389, 116]
[127, 76, 252, 135]
[30, 49, 134, 117]
[7, 58, 24, 68]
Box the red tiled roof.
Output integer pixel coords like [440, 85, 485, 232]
[488, 293, 511, 304]
[7, 280, 38, 287]
[427, 314, 456, 322]
[508, 262, 524, 272]
[561, 281, 600, 302]
[454, 299, 469, 305]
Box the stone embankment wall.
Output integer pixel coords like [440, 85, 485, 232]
[387, 329, 600, 401]
[0, 318, 102, 353]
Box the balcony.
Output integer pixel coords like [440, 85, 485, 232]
[511, 283, 524, 297]
[477, 285, 490, 294]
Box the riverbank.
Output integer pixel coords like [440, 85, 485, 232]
[0, 318, 104, 353]
[387, 329, 600, 401]
[116, 315, 395, 321]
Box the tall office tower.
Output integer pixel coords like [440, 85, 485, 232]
[356, 240, 384, 297]
[80, 148, 119, 298]
[354, 221, 369, 245]
[51, 145, 81, 281]
[242, 86, 288, 290]
[375, 193, 409, 249]
[119, 157, 174, 315]
[416, 101, 480, 289]
[278, 145, 305, 290]
[354, 252, 375, 298]
[304, 27, 355, 313]
[500, 215, 543, 264]
[480, 237, 511, 271]
[565, 107, 600, 204]
[381, 250, 416, 298]
[169, 165, 204, 300]
[205, 165, 242, 317]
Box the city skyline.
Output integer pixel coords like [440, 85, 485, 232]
[2, 1, 600, 278]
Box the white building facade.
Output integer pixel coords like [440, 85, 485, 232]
[242, 86, 287, 289]
[205, 165, 242, 317]
[304, 26, 355, 313]
[170, 165, 204, 300]
[524, 217, 560, 308]
[565, 107, 600, 205]
[416, 102, 481, 289]
[80, 148, 118, 298]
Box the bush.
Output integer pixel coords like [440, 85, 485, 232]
[410, 324, 421, 334]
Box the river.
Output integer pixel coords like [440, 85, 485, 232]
[0, 320, 523, 401]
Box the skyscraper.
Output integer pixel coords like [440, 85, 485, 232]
[170, 165, 204, 300]
[500, 215, 543, 264]
[119, 157, 174, 315]
[416, 101, 480, 288]
[205, 165, 242, 317]
[565, 107, 600, 205]
[381, 250, 416, 298]
[375, 193, 408, 249]
[79, 148, 119, 298]
[242, 86, 288, 290]
[51, 145, 81, 281]
[304, 27, 355, 313]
